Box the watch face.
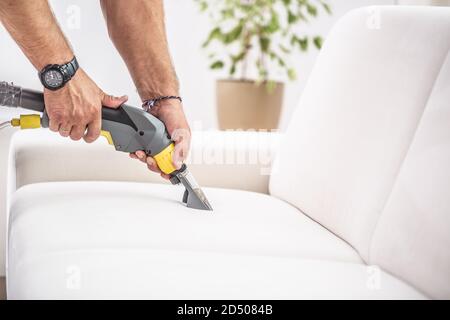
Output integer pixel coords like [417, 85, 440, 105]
[43, 69, 64, 88]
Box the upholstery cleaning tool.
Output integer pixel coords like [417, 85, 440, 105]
[0, 81, 212, 211]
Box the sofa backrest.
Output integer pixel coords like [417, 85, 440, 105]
[269, 6, 450, 299]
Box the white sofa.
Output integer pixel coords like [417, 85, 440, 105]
[1, 6, 450, 299]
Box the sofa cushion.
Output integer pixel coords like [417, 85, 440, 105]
[7, 181, 369, 299]
[7, 248, 425, 300]
[8, 181, 361, 268]
[269, 6, 450, 262]
[369, 52, 450, 300]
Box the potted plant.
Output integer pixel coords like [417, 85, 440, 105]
[196, 0, 331, 130]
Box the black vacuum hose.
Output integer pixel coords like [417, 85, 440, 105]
[0, 82, 45, 112]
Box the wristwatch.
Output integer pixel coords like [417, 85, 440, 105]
[39, 56, 79, 91]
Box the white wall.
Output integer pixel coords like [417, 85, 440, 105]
[0, 0, 401, 130]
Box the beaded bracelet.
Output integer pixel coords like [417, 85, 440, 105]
[142, 96, 183, 112]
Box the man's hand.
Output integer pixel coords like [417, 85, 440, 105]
[130, 100, 191, 180]
[45, 69, 128, 142]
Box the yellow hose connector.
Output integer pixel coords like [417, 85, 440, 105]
[10, 118, 21, 127]
[153, 142, 177, 174]
[11, 114, 41, 129]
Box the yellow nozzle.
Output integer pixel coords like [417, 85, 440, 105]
[11, 114, 41, 129]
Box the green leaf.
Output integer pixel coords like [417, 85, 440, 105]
[287, 68, 297, 81]
[210, 61, 224, 69]
[259, 37, 270, 52]
[298, 37, 308, 51]
[199, 1, 208, 12]
[321, 2, 332, 14]
[306, 4, 318, 17]
[223, 23, 243, 44]
[229, 64, 236, 76]
[232, 51, 247, 63]
[202, 27, 222, 48]
[288, 10, 297, 24]
[290, 35, 297, 46]
[221, 8, 235, 19]
[313, 36, 323, 49]
[263, 12, 280, 33]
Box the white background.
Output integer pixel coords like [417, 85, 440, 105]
[1, 0, 446, 130]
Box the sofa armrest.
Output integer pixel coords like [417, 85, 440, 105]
[0, 126, 16, 277]
[10, 129, 280, 194]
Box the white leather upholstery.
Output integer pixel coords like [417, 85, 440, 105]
[270, 6, 450, 261]
[369, 52, 450, 299]
[269, 6, 450, 298]
[7, 182, 426, 300]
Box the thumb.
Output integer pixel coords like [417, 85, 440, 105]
[101, 92, 128, 109]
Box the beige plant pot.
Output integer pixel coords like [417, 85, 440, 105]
[216, 79, 284, 130]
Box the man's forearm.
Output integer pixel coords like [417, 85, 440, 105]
[0, 0, 73, 70]
[100, 0, 179, 100]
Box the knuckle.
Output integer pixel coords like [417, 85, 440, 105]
[73, 111, 84, 122]
[90, 103, 100, 113]
[49, 108, 66, 117]
[50, 113, 63, 123]
[71, 111, 80, 119]
[92, 108, 101, 118]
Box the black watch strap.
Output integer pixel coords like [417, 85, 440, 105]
[61, 56, 79, 81]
